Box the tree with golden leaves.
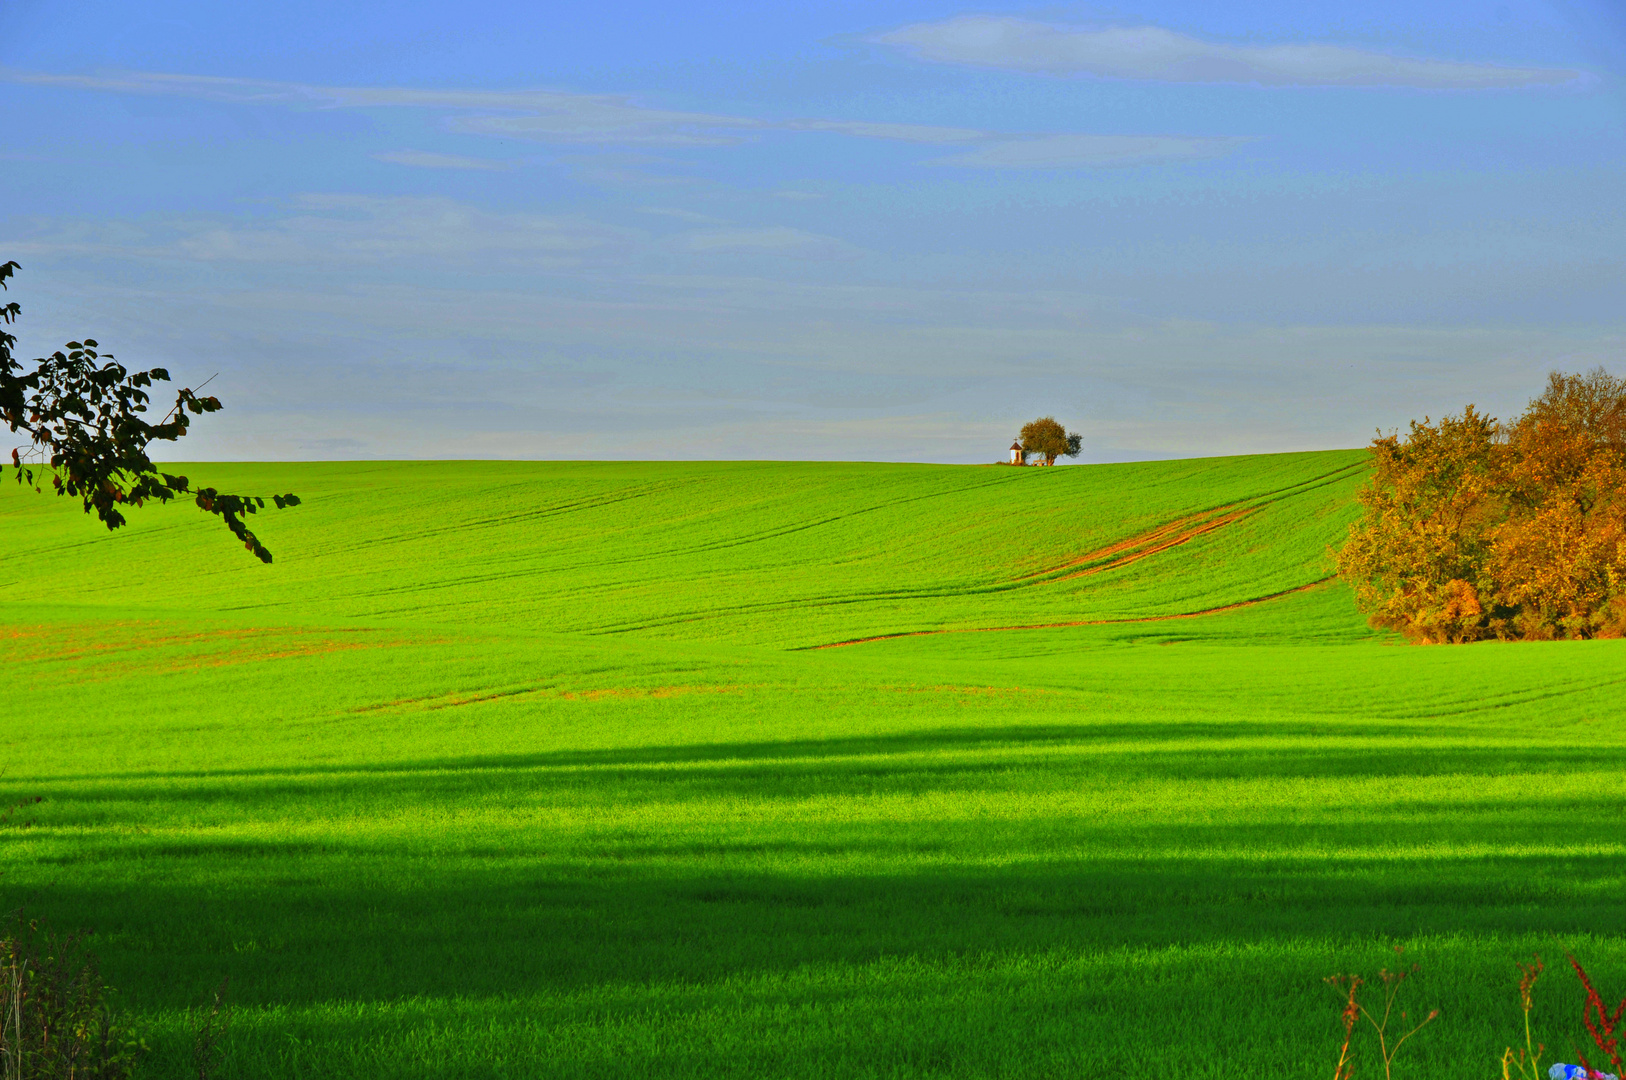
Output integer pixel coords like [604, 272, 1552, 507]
[1489, 370, 1626, 639]
[1335, 405, 1503, 643]
[1337, 369, 1626, 642]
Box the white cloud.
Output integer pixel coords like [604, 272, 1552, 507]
[371, 149, 508, 170]
[781, 118, 988, 144]
[680, 226, 856, 259]
[446, 107, 753, 147]
[876, 17, 1583, 88]
[931, 133, 1254, 168]
[636, 207, 727, 223]
[1, 69, 321, 103]
[9, 196, 863, 270]
[2, 68, 763, 146]
[2, 65, 1250, 169]
[63, 195, 637, 267]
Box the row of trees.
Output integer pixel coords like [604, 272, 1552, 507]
[1337, 369, 1626, 643]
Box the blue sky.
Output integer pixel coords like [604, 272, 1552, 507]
[1, 0, 1621, 461]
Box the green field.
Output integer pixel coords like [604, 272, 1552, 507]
[3, 451, 1624, 1078]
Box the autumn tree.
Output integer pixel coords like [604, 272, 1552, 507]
[1, 260, 298, 562]
[1337, 369, 1626, 642]
[1488, 370, 1626, 639]
[1335, 406, 1503, 643]
[1018, 417, 1083, 466]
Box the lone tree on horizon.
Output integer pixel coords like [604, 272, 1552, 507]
[1018, 416, 1083, 466]
[1, 259, 299, 562]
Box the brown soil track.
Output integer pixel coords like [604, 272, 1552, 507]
[1021, 504, 1254, 582]
[1059, 507, 1254, 580]
[811, 577, 1335, 650]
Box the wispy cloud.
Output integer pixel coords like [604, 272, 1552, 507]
[680, 226, 857, 259]
[2, 66, 1252, 169]
[6, 195, 637, 268]
[636, 207, 727, 223]
[179, 195, 633, 266]
[876, 17, 1583, 88]
[445, 105, 755, 147]
[371, 149, 509, 170]
[931, 133, 1254, 168]
[3, 68, 764, 145]
[11, 196, 864, 268]
[780, 118, 987, 144]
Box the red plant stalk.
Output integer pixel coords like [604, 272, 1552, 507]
[1569, 956, 1626, 1077]
[1327, 975, 1363, 1080]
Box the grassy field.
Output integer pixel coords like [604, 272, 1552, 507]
[3, 451, 1624, 1078]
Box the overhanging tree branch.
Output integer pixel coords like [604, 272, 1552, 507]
[1, 260, 299, 563]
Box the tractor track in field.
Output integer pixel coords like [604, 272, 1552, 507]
[807, 577, 1337, 649]
[585, 482, 1334, 637]
[585, 487, 1327, 639]
[1018, 504, 1256, 583]
[1007, 458, 1366, 587]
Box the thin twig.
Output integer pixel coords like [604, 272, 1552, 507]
[153, 372, 219, 427]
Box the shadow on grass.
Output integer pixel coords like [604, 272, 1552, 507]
[13, 718, 1566, 787]
[6, 723, 1623, 1033]
[13, 733, 1625, 841]
[15, 830, 1626, 1012]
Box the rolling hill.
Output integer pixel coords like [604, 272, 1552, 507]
[0, 450, 1368, 644]
[3, 451, 1624, 1079]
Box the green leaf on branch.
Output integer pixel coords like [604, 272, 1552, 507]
[0, 259, 298, 562]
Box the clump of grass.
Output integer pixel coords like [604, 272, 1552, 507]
[0, 911, 144, 1080]
[192, 977, 232, 1080]
[1325, 948, 1439, 1080]
[0, 797, 42, 831]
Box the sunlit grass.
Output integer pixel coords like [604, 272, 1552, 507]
[3, 452, 1624, 1077]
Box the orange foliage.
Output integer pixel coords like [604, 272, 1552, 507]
[1338, 369, 1626, 642]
